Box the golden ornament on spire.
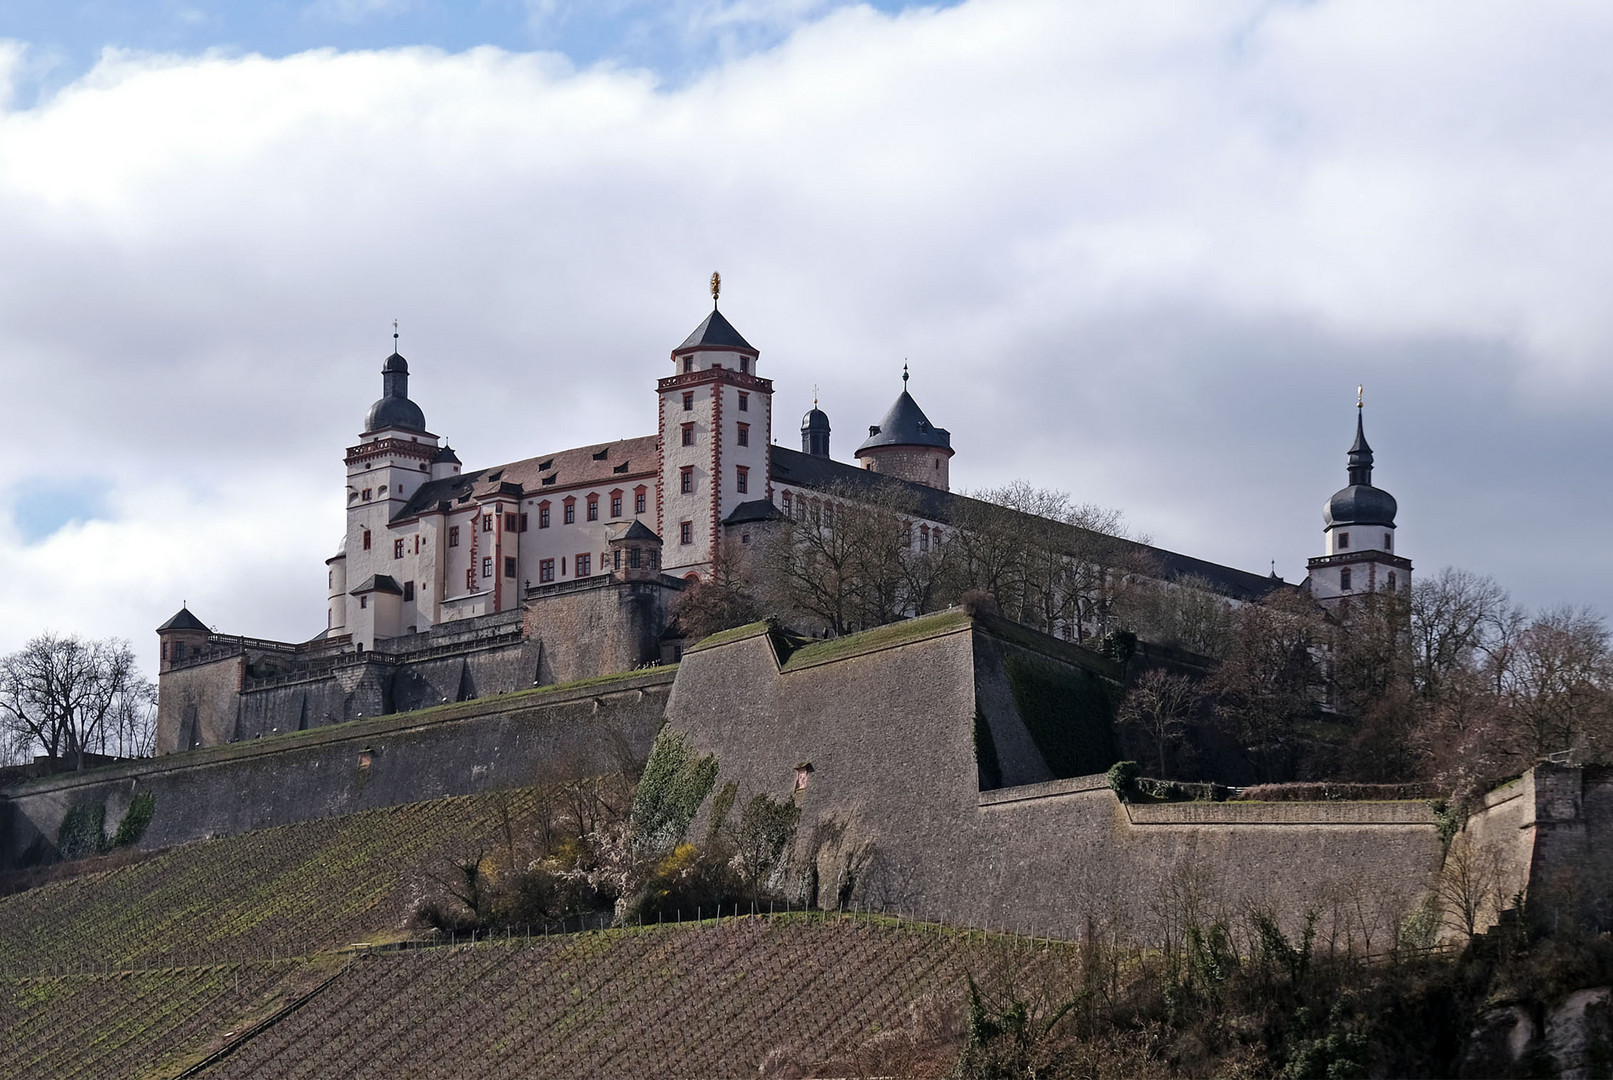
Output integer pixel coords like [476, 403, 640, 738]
[710, 271, 721, 307]
[1357, 384, 1364, 409]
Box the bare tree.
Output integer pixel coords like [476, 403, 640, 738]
[1410, 567, 1516, 701]
[0, 634, 155, 768]
[1207, 592, 1328, 780]
[1116, 669, 1202, 776]
[1436, 832, 1506, 941]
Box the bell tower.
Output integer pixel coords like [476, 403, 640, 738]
[1306, 390, 1412, 606]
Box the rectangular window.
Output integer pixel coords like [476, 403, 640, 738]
[360, 595, 368, 610]
[682, 357, 693, 373]
[920, 525, 930, 552]
[611, 494, 623, 517]
[561, 556, 567, 575]
[740, 356, 750, 374]
[505, 513, 519, 532]
[504, 556, 517, 578]
[394, 538, 405, 559]
[1340, 567, 1353, 591]
[680, 467, 694, 494]
[520, 513, 529, 532]
[466, 568, 475, 591]
[564, 502, 576, 524]
[1338, 531, 1350, 550]
[576, 553, 591, 576]
[613, 548, 622, 570]
[362, 488, 372, 501]
[482, 514, 493, 532]
[403, 581, 415, 602]
[782, 491, 792, 515]
[737, 423, 749, 446]
[448, 525, 460, 547]
[1384, 532, 1392, 551]
[539, 558, 555, 583]
[362, 530, 372, 550]
[738, 392, 748, 412]
[629, 547, 641, 569]
[539, 504, 551, 528]
[736, 466, 749, 494]
[681, 423, 695, 446]
[587, 496, 599, 521]
[680, 521, 693, 545]
[482, 556, 493, 578]
[635, 491, 646, 514]
[1387, 571, 1397, 591]
[682, 391, 694, 411]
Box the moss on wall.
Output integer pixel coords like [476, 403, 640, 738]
[1004, 654, 1120, 778]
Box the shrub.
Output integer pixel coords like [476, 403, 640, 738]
[57, 804, 106, 861]
[112, 791, 156, 848]
[1106, 761, 1140, 802]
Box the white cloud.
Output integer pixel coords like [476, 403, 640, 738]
[1, 0, 1611, 668]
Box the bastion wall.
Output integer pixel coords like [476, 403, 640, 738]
[3, 669, 673, 867]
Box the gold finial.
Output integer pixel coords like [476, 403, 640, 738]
[1356, 384, 1363, 409]
[813, 383, 819, 408]
[393, 319, 399, 353]
[710, 271, 721, 308]
[902, 361, 909, 387]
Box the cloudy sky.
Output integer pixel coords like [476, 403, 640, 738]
[2, 0, 1611, 671]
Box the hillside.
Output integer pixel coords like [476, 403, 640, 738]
[0, 787, 1074, 1079]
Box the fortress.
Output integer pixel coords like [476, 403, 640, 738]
[16, 279, 1565, 950]
[152, 278, 1409, 756]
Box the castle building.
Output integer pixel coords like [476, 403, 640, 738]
[155, 279, 1402, 752]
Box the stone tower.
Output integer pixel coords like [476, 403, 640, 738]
[855, 367, 953, 490]
[656, 279, 772, 581]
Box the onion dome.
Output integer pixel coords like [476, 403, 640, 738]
[1323, 411, 1397, 528]
[364, 351, 427, 434]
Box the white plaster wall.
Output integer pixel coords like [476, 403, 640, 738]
[1325, 523, 1397, 557]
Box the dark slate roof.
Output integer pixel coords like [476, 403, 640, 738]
[610, 519, 663, 543]
[801, 407, 830, 433]
[382, 352, 408, 374]
[856, 390, 952, 454]
[156, 606, 209, 633]
[678, 308, 755, 352]
[432, 444, 461, 465]
[365, 395, 427, 434]
[349, 574, 403, 596]
[723, 499, 785, 526]
[1324, 485, 1398, 529]
[769, 446, 1287, 603]
[392, 435, 660, 524]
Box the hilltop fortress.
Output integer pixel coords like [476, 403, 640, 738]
[152, 280, 1408, 755]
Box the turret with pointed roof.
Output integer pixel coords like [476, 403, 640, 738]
[854, 367, 954, 490]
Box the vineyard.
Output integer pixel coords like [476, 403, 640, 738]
[0, 785, 1082, 1078]
[0, 789, 538, 972]
[198, 917, 1072, 1079]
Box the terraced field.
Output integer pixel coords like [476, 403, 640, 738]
[0, 790, 535, 972]
[0, 788, 1076, 1078]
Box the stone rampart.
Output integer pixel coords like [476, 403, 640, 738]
[2, 668, 674, 868]
[666, 613, 1447, 942]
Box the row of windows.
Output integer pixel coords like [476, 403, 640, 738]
[1336, 530, 1393, 553]
[679, 356, 754, 376]
[1338, 568, 1399, 593]
[680, 422, 750, 447]
[681, 389, 751, 411]
[676, 466, 749, 495]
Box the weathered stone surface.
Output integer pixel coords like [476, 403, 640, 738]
[1458, 1004, 1539, 1079]
[1546, 987, 1613, 1080]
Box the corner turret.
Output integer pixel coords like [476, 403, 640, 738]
[854, 366, 953, 490]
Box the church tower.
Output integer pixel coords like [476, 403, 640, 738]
[855, 366, 953, 490]
[1306, 397, 1411, 606]
[341, 334, 442, 649]
[657, 274, 773, 581]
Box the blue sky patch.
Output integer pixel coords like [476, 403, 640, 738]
[7, 478, 105, 542]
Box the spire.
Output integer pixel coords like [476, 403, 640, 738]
[1347, 389, 1374, 487]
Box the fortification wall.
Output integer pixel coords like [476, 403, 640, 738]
[524, 577, 680, 683]
[154, 654, 245, 753]
[1, 668, 674, 869]
[666, 615, 1446, 942]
